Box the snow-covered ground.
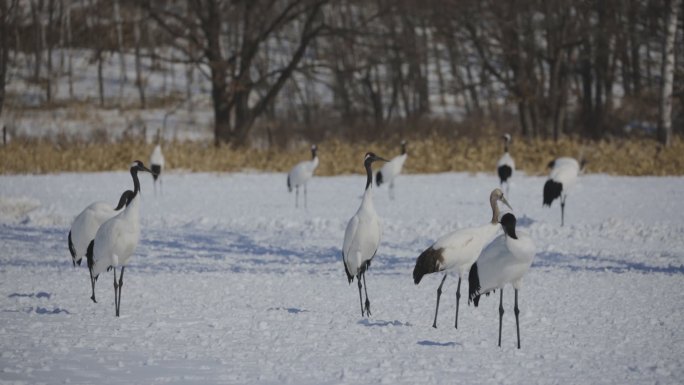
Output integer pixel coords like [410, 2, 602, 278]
[1, 171, 683, 384]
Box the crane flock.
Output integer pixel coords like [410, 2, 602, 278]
[65, 136, 585, 348]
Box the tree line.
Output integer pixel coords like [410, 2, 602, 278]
[0, 0, 681, 147]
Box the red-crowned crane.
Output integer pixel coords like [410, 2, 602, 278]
[496, 134, 515, 194]
[86, 161, 154, 316]
[342, 152, 388, 317]
[469, 212, 536, 349]
[413, 188, 512, 329]
[375, 140, 408, 200]
[287, 145, 319, 208]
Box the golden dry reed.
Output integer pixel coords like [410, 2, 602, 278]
[1, 136, 683, 176]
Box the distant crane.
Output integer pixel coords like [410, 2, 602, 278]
[496, 134, 515, 194]
[543, 157, 585, 226]
[468, 212, 536, 349]
[150, 129, 165, 195]
[375, 140, 408, 199]
[287, 145, 319, 208]
[69, 190, 134, 301]
[413, 188, 512, 329]
[342, 152, 388, 317]
[86, 161, 154, 316]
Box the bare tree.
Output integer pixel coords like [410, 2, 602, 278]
[658, 0, 681, 146]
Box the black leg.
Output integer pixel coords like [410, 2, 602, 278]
[89, 266, 97, 303]
[304, 184, 308, 208]
[432, 274, 447, 328]
[113, 267, 119, 317]
[514, 289, 521, 349]
[362, 272, 371, 317]
[498, 288, 504, 348]
[560, 196, 566, 227]
[455, 276, 462, 329]
[117, 266, 125, 317]
[357, 276, 364, 317]
[295, 186, 299, 208]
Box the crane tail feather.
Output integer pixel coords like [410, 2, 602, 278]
[375, 171, 384, 187]
[543, 179, 562, 206]
[468, 262, 481, 306]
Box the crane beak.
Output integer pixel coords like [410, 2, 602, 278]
[140, 165, 155, 175]
[375, 156, 390, 163]
[500, 196, 513, 211]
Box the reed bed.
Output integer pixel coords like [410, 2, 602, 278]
[1, 136, 682, 176]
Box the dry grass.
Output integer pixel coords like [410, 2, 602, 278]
[1, 135, 683, 176]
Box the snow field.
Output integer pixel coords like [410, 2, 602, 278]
[1, 171, 683, 384]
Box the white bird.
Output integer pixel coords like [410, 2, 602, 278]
[287, 144, 319, 208]
[468, 212, 536, 349]
[543, 157, 585, 226]
[86, 160, 154, 316]
[375, 140, 408, 199]
[69, 190, 134, 302]
[150, 142, 165, 196]
[413, 188, 512, 329]
[496, 134, 515, 194]
[342, 152, 388, 317]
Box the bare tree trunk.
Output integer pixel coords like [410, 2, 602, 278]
[0, 0, 9, 117]
[658, 0, 680, 147]
[114, 0, 126, 104]
[46, 0, 55, 103]
[134, 6, 145, 108]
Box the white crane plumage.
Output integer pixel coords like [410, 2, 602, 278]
[496, 134, 515, 194]
[150, 144, 165, 196]
[69, 190, 134, 301]
[543, 157, 584, 226]
[287, 145, 319, 208]
[413, 188, 512, 328]
[468, 212, 536, 349]
[86, 160, 154, 316]
[342, 152, 388, 317]
[375, 140, 408, 200]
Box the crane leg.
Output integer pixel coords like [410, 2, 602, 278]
[455, 276, 461, 329]
[113, 267, 119, 317]
[560, 196, 566, 227]
[389, 182, 395, 200]
[498, 288, 504, 347]
[117, 266, 125, 317]
[514, 289, 521, 349]
[357, 277, 364, 317]
[432, 274, 447, 328]
[362, 272, 371, 317]
[295, 187, 299, 208]
[304, 184, 308, 208]
[89, 266, 97, 303]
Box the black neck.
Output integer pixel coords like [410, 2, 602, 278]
[130, 168, 140, 199]
[365, 160, 373, 190]
[401, 143, 406, 155]
[504, 142, 509, 153]
[311, 148, 317, 159]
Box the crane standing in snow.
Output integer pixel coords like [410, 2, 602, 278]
[375, 140, 408, 200]
[150, 130, 165, 196]
[543, 157, 585, 226]
[413, 188, 512, 329]
[342, 152, 388, 317]
[287, 144, 319, 208]
[69, 190, 134, 302]
[496, 134, 515, 194]
[86, 161, 154, 316]
[469, 212, 536, 349]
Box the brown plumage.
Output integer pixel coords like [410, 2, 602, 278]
[413, 247, 444, 284]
